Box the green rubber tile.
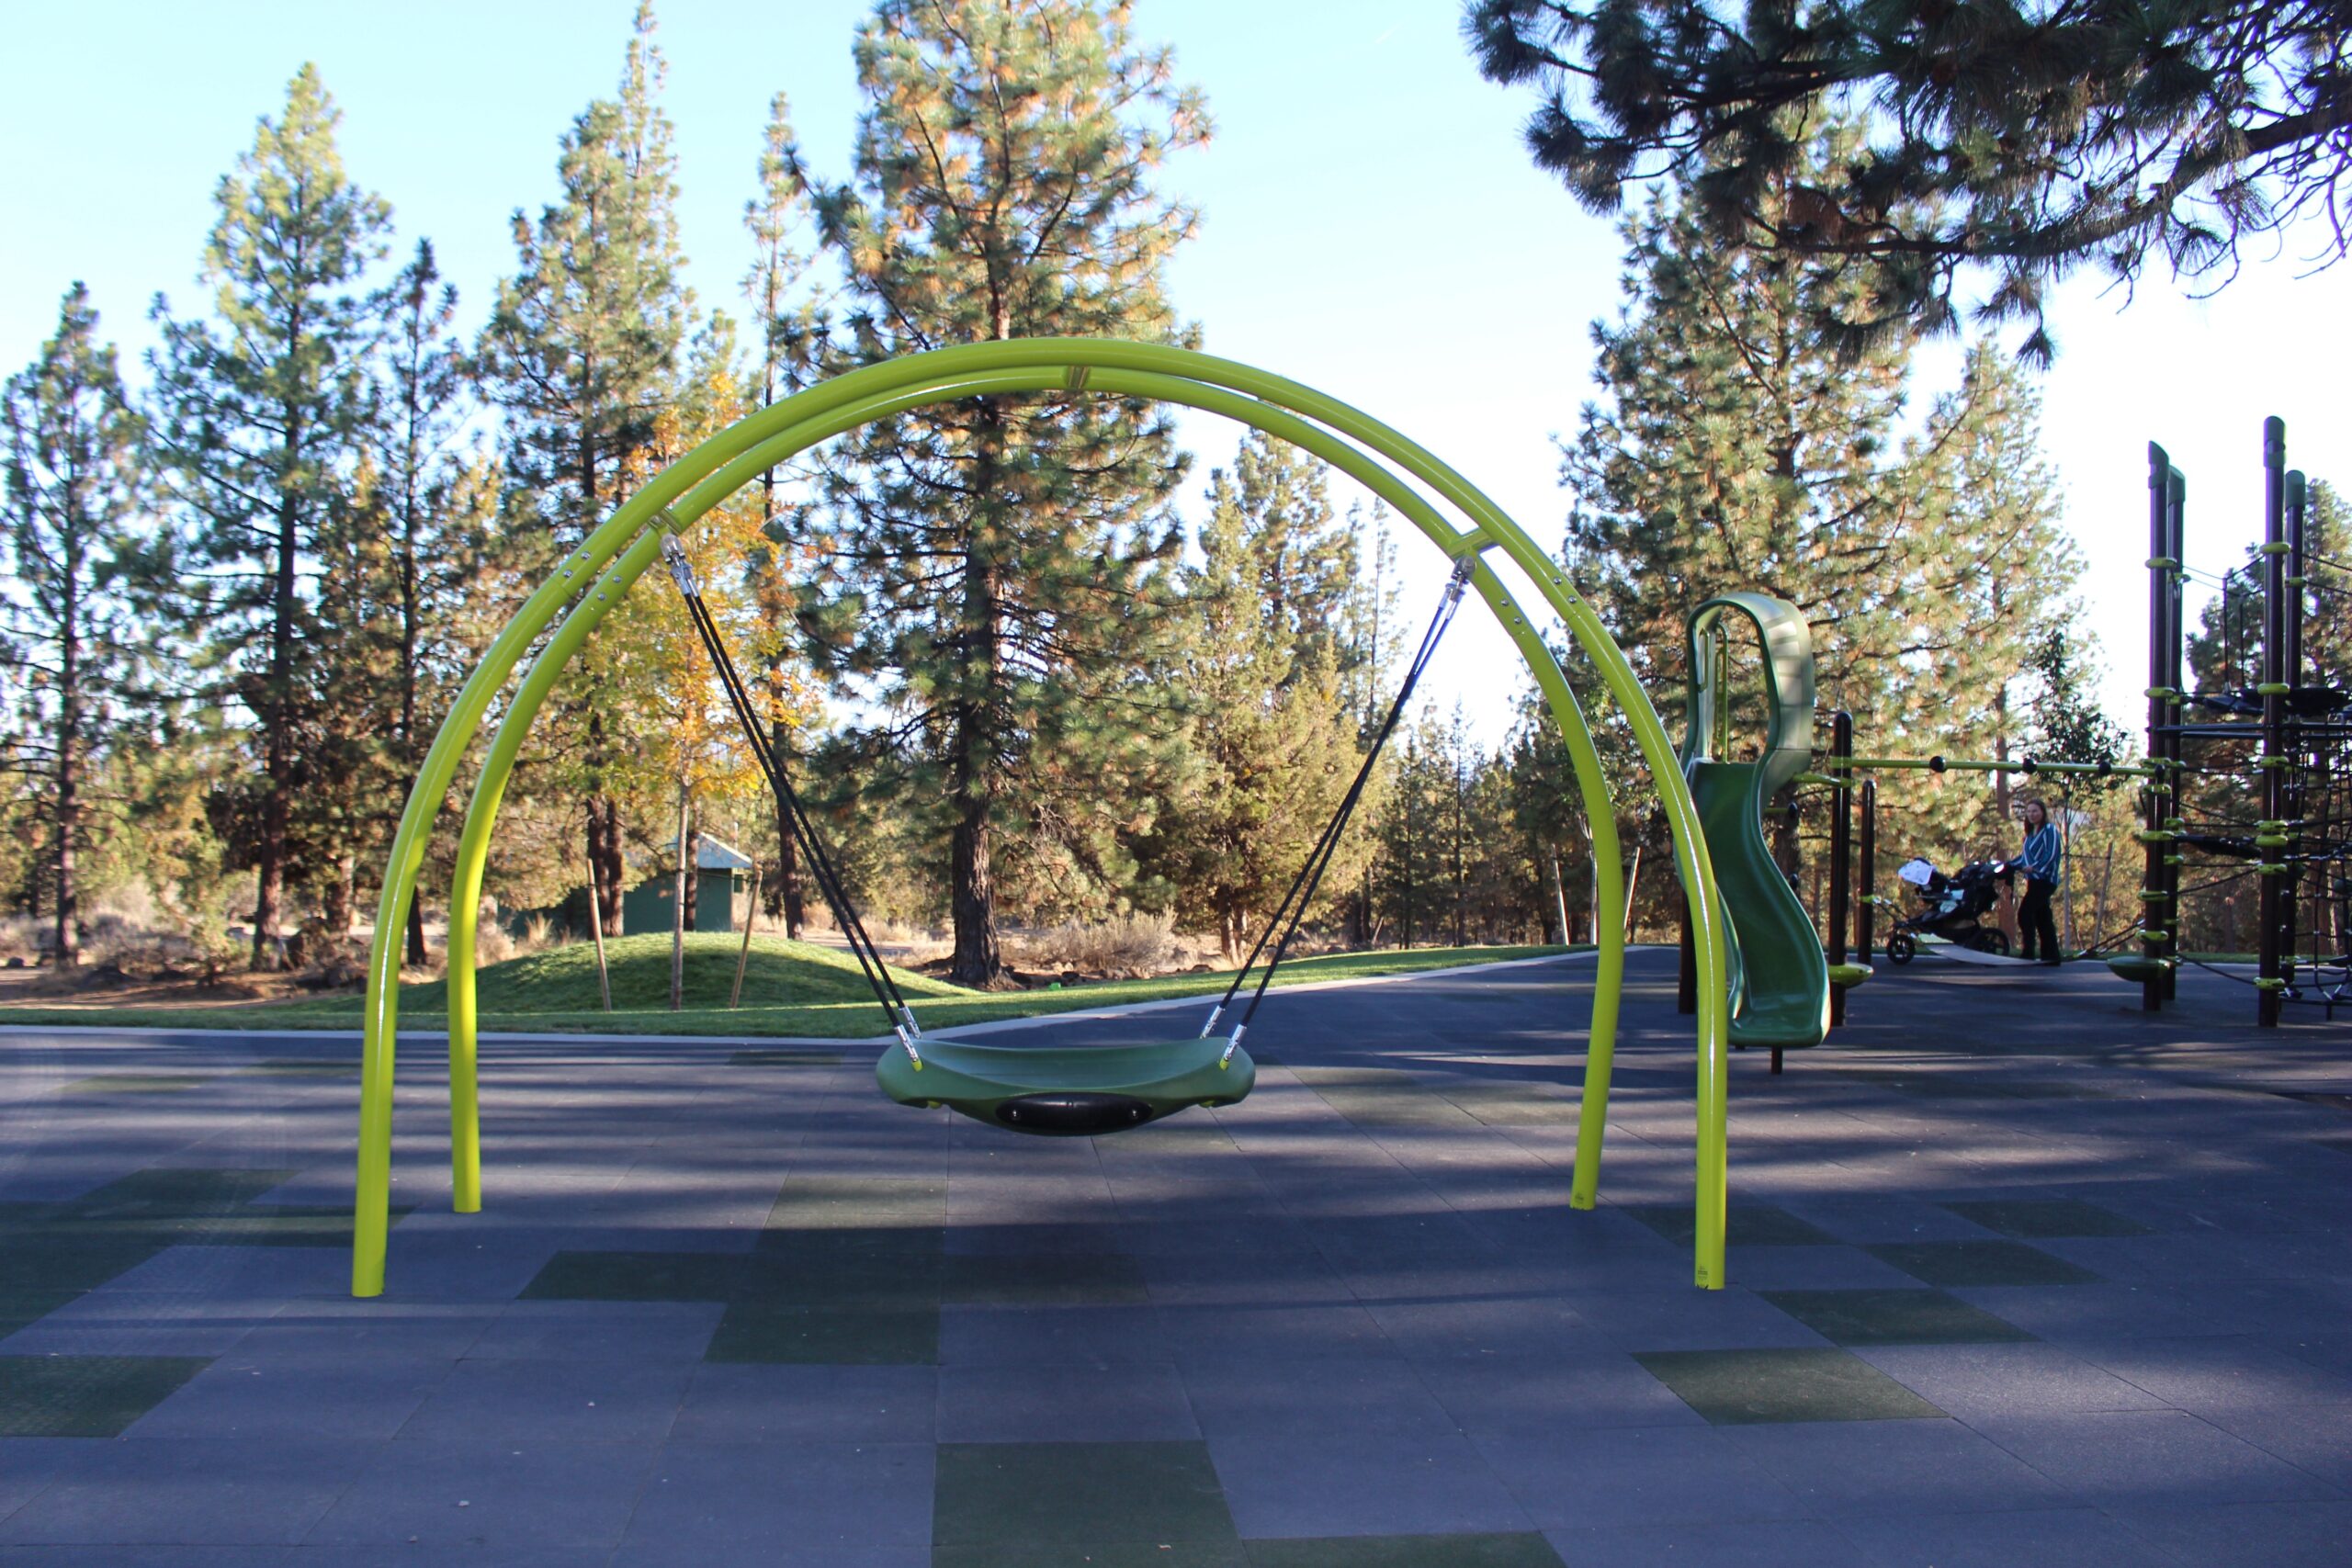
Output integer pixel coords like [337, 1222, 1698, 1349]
[1437, 1087, 1580, 1125]
[0, 1289, 82, 1340]
[740, 1243, 944, 1309]
[1634, 1348, 1946, 1425]
[707, 1301, 938, 1364]
[1938, 1200, 2153, 1238]
[1881, 1077, 2104, 1100]
[0, 1354, 211, 1437]
[944, 1251, 1148, 1306]
[1760, 1288, 2037, 1347]
[933, 1441, 1239, 1549]
[0, 1234, 168, 1292]
[194, 1204, 410, 1247]
[55, 1074, 214, 1094]
[728, 1049, 845, 1066]
[1246, 1534, 1566, 1567]
[521, 1248, 748, 1302]
[1621, 1203, 1836, 1247]
[1866, 1240, 2103, 1287]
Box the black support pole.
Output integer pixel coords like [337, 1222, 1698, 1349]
[2164, 468, 2185, 1001]
[1827, 710, 1852, 1031]
[1858, 780, 1876, 965]
[2144, 444, 2174, 1013]
[2258, 418, 2288, 1027]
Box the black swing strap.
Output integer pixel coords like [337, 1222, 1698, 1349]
[1199, 553, 1476, 1057]
[662, 536, 922, 1062]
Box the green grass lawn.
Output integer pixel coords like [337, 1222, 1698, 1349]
[0, 932, 1579, 1039]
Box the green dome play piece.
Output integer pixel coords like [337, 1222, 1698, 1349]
[875, 1034, 1256, 1135]
[2105, 953, 2176, 983]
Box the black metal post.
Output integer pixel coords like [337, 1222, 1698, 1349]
[1827, 711, 1852, 1029]
[1676, 892, 1697, 1017]
[2144, 444, 2175, 1012]
[1858, 779, 1876, 964]
[2286, 467, 2309, 997]
[2258, 418, 2288, 1027]
[2164, 468, 2185, 1001]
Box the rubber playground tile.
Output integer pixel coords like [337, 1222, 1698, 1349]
[0, 1354, 211, 1437]
[943, 1249, 1148, 1306]
[931, 1440, 1239, 1550]
[54, 1074, 214, 1094]
[518, 1248, 746, 1303]
[1937, 1199, 2154, 1238]
[1542, 1517, 1871, 1568]
[1633, 1348, 1946, 1425]
[726, 1049, 846, 1066]
[618, 1440, 933, 1562]
[1864, 1240, 2103, 1287]
[2113, 1499, 2352, 1568]
[0, 1289, 83, 1340]
[1243, 1533, 1566, 1567]
[761, 1176, 948, 1235]
[1619, 1204, 1836, 1248]
[933, 1544, 1244, 1568]
[1758, 1288, 2036, 1347]
[736, 1249, 944, 1311]
[705, 1301, 937, 1365]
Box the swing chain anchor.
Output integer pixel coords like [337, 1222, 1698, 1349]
[661, 535, 700, 597]
[899, 1006, 922, 1041]
[895, 1023, 923, 1069]
[1197, 1001, 1225, 1040]
[1219, 1022, 1246, 1066]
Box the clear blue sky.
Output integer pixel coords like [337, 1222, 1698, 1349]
[4, 1, 2344, 749]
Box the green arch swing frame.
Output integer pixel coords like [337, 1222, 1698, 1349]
[350, 339, 1736, 1298]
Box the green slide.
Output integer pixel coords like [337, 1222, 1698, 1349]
[1679, 595, 1830, 1052]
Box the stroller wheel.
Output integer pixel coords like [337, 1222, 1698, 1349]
[1885, 931, 1917, 964]
[1976, 929, 2012, 957]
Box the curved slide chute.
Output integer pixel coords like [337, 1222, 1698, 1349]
[1679, 595, 1830, 1054]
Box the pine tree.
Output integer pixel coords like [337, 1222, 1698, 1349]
[1909, 340, 2084, 841]
[1564, 125, 2080, 872]
[0, 286, 164, 966]
[795, 0, 1209, 986]
[479, 0, 690, 933]
[1140, 434, 1366, 957]
[148, 65, 390, 968]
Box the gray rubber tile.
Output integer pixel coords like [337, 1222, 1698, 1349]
[240, 1301, 495, 1361]
[124, 1353, 450, 1439]
[1210, 1431, 1532, 1539]
[1938, 1200, 2154, 1238]
[939, 1359, 1199, 1443]
[616, 1441, 932, 1561]
[1620, 1204, 1837, 1248]
[1717, 1417, 2068, 1517]
[1181, 1355, 1453, 1441]
[394, 1356, 693, 1443]
[936, 1303, 1167, 1367]
[2072, 1335, 2352, 1415]
[1469, 1425, 1811, 1529]
[1852, 1343, 2173, 1421]
[465, 1300, 723, 1362]
[1835, 1506, 2179, 1567]
[2198, 1401, 2352, 1490]
[1416, 1352, 1705, 1435]
[670, 1362, 936, 1443]
[1971, 1409, 2344, 1507]
[2109, 1499, 2352, 1568]
[307, 1439, 658, 1550]
[1544, 1518, 1871, 1567]
[0, 1436, 370, 1546]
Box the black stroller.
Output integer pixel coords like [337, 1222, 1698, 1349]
[1883, 857, 2015, 963]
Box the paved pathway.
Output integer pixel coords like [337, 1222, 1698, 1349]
[1, 950, 2346, 1564]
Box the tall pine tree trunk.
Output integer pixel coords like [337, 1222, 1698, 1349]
[947, 420, 1005, 988]
[766, 713, 805, 937]
[51, 594, 79, 967]
[254, 473, 300, 970]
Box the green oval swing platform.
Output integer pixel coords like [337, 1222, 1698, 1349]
[876, 1035, 1256, 1134]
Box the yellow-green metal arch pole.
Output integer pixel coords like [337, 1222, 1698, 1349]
[1464, 565, 1627, 1205]
[437, 367, 1621, 1203]
[369, 338, 1726, 1294]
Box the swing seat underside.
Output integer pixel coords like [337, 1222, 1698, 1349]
[876, 1035, 1257, 1136]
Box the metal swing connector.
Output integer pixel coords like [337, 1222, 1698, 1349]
[1442, 552, 1475, 605]
[895, 1024, 923, 1070]
[899, 1006, 923, 1042]
[1197, 1001, 1225, 1040]
[661, 534, 701, 597]
[1219, 1022, 1246, 1066]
